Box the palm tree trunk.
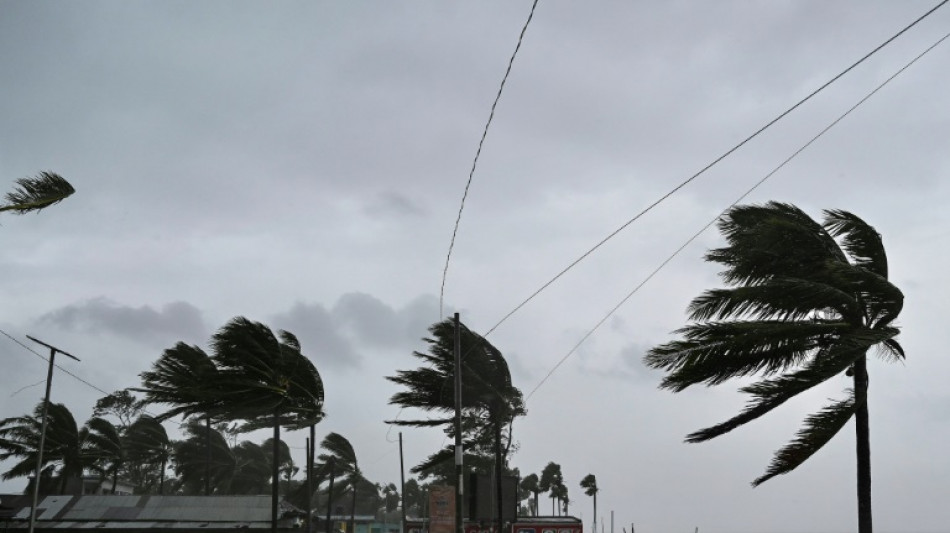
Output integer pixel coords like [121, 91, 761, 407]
[272, 410, 280, 533]
[854, 355, 872, 533]
[160, 456, 167, 495]
[349, 484, 357, 533]
[325, 458, 336, 533]
[205, 417, 211, 496]
[592, 492, 597, 533]
[494, 418, 503, 533]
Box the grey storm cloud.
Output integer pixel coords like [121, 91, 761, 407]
[270, 293, 443, 371]
[37, 298, 207, 345]
[362, 191, 427, 218]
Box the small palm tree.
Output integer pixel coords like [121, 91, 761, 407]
[538, 462, 562, 515]
[520, 473, 540, 516]
[580, 474, 598, 533]
[1, 172, 75, 215]
[645, 202, 904, 533]
[317, 433, 361, 533]
[124, 415, 172, 494]
[0, 402, 90, 493]
[84, 417, 124, 493]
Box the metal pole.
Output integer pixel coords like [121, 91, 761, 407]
[25, 336, 79, 533]
[399, 433, 406, 533]
[453, 314, 463, 533]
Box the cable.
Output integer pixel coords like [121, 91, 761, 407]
[440, 0, 541, 319]
[0, 326, 158, 417]
[483, 0, 950, 339]
[525, 27, 950, 400]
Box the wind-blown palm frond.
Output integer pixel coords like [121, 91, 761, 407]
[752, 391, 858, 486]
[823, 210, 888, 278]
[1, 172, 75, 214]
[137, 343, 222, 421]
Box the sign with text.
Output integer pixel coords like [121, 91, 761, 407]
[429, 485, 456, 533]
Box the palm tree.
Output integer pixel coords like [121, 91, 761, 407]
[520, 473, 540, 516]
[138, 342, 223, 495]
[210, 317, 325, 533]
[645, 202, 904, 533]
[386, 319, 525, 483]
[538, 462, 562, 515]
[124, 415, 172, 494]
[580, 474, 597, 533]
[1, 172, 75, 215]
[84, 417, 124, 493]
[0, 402, 90, 493]
[317, 433, 361, 533]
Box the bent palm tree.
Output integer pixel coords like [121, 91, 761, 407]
[2, 172, 75, 214]
[0, 402, 90, 493]
[317, 433, 360, 533]
[520, 473, 540, 516]
[125, 415, 172, 494]
[645, 202, 903, 533]
[580, 474, 597, 533]
[84, 417, 124, 493]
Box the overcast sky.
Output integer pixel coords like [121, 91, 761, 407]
[2, 2, 949, 532]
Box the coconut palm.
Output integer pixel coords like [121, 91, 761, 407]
[1, 172, 75, 215]
[0, 402, 90, 493]
[645, 202, 904, 533]
[124, 415, 172, 494]
[210, 317, 325, 532]
[317, 433, 361, 533]
[580, 474, 598, 533]
[84, 417, 124, 493]
[387, 319, 525, 484]
[520, 473, 540, 516]
[538, 462, 562, 515]
[138, 342, 222, 495]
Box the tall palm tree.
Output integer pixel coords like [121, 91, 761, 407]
[84, 417, 124, 493]
[580, 474, 598, 533]
[1, 172, 75, 215]
[210, 317, 326, 533]
[386, 319, 525, 483]
[520, 473, 540, 516]
[138, 342, 222, 495]
[0, 402, 90, 493]
[124, 415, 172, 494]
[645, 202, 904, 533]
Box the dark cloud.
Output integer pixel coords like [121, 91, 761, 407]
[269, 302, 362, 371]
[37, 298, 207, 346]
[362, 191, 427, 218]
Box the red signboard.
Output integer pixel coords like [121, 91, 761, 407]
[428, 485, 456, 533]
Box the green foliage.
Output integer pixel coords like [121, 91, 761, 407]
[645, 202, 904, 488]
[386, 318, 526, 482]
[1, 172, 75, 214]
[0, 402, 91, 493]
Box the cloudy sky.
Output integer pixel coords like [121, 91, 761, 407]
[2, 2, 949, 532]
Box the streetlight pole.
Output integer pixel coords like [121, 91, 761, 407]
[453, 314, 463, 533]
[25, 335, 79, 533]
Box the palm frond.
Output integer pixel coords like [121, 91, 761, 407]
[1, 172, 75, 214]
[823, 209, 888, 278]
[752, 390, 858, 486]
[686, 343, 860, 442]
[688, 279, 856, 323]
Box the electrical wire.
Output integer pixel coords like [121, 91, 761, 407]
[482, 0, 950, 339]
[0, 326, 158, 417]
[525, 27, 950, 400]
[440, 0, 541, 319]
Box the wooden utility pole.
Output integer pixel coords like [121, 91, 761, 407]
[453, 313, 463, 533]
[25, 336, 79, 533]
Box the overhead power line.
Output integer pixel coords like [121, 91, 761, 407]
[440, 0, 541, 318]
[482, 0, 950, 339]
[525, 27, 950, 400]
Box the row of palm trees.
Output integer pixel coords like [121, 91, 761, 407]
[4, 180, 903, 533]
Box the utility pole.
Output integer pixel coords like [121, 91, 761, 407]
[25, 336, 79, 533]
[453, 313, 464, 533]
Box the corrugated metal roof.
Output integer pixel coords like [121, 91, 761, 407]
[14, 495, 74, 520]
